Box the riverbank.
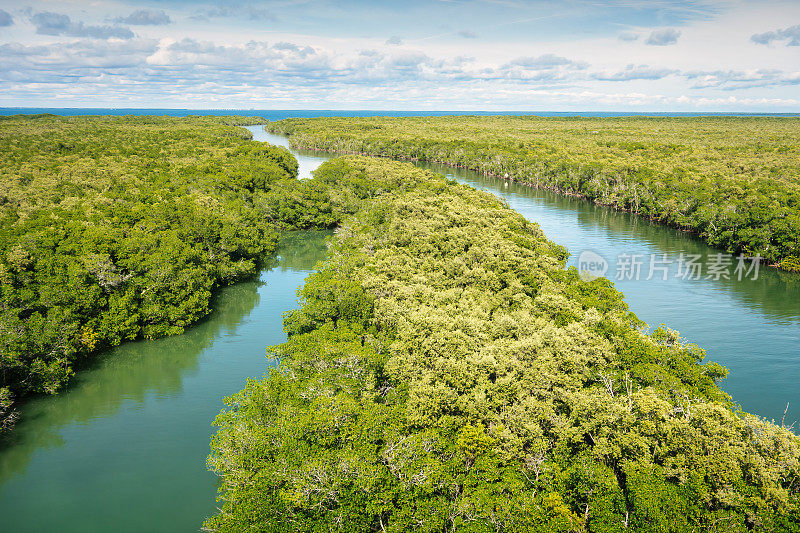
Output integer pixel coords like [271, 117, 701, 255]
[206, 155, 800, 532]
[254, 124, 800, 439]
[0, 231, 331, 533]
[268, 115, 800, 272]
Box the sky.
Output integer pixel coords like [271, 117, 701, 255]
[0, 0, 798, 111]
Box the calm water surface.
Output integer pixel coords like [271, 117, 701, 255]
[426, 164, 800, 425]
[252, 125, 800, 427]
[0, 231, 330, 533]
[0, 123, 797, 533]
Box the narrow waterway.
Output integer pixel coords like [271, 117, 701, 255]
[0, 125, 796, 533]
[0, 230, 330, 533]
[252, 126, 800, 428]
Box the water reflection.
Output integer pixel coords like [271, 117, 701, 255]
[249, 126, 800, 424]
[0, 230, 331, 533]
[0, 280, 258, 484]
[245, 125, 327, 180]
[415, 162, 800, 426]
[271, 230, 331, 271]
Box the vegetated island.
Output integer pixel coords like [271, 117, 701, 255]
[268, 115, 800, 272]
[0, 114, 366, 431]
[0, 116, 797, 531]
[206, 156, 800, 532]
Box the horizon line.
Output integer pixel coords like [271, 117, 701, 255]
[1, 106, 799, 115]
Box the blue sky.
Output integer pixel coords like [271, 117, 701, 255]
[0, 0, 798, 110]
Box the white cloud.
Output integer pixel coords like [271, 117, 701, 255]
[684, 68, 800, 89]
[502, 53, 588, 70]
[30, 11, 134, 40]
[645, 28, 681, 46]
[751, 24, 800, 46]
[592, 64, 677, 81]
[113, 10, 171, 26]
[0, 0, 798, 110]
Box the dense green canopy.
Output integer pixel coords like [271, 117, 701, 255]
[3, 116, 798, 530]
[0, 115, 342, 430]
[206, 157, 800, 532]
[269, 115, 800, 272]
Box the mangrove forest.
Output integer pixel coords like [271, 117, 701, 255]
[269, 115, 800, 272]
[1, 115, 798, 532]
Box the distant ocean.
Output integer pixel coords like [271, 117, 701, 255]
[1, 108, 799, 119]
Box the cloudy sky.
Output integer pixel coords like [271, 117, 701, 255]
[0, 0, 798, 111]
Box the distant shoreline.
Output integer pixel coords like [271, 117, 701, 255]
[2, 107, 799, 119]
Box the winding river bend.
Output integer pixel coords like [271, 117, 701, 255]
[253, 125, 800, 426]
[0, 231, 331, 532]
[0, 124, 797, 532]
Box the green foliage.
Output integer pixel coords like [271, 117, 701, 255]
[0, 115, 313, 429]
[206, 156, 800, 532]
[0, 386, 16, 431]
[270, 115, 800, 271]
[0, 116, 460, 432]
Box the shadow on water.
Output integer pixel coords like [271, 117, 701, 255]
[0, 280, 260, 482]
[248, 129, 800, 428]
[250, 125, 800, 419]
[270, 229, 331, 271]
[0, 230, 331, 533]
[415, 161, 800, 426]
[448, 167, 800, 323]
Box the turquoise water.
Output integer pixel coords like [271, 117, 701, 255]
[0, 122, 797, 533]
[254, 126, 800, 427]
[0, 231, 330, 533]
